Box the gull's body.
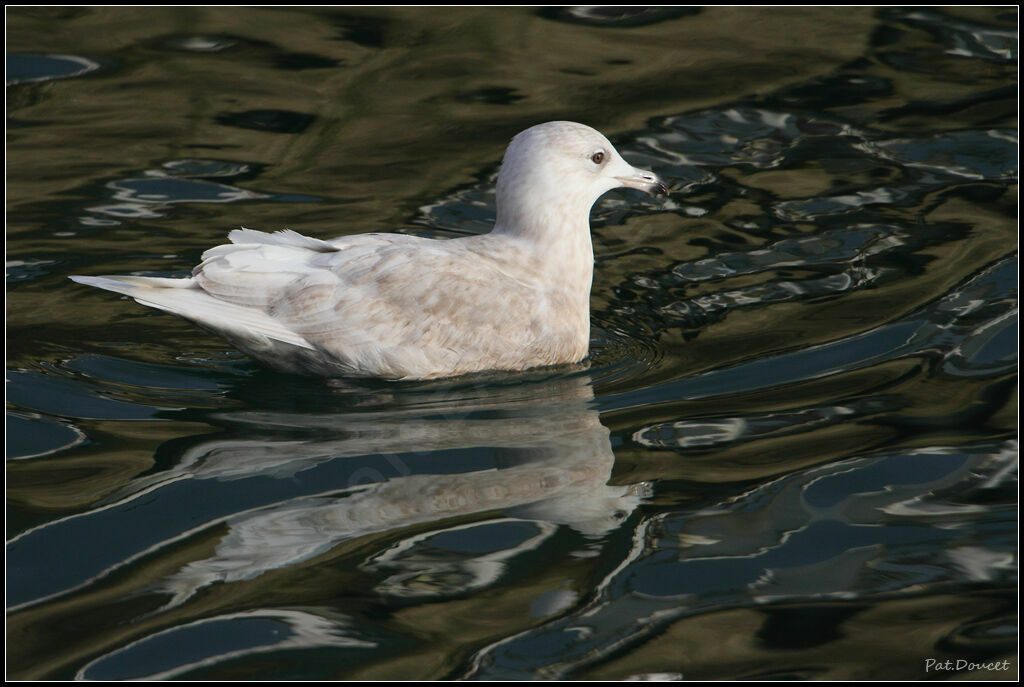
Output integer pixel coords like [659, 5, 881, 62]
[71, 121, 665, 379]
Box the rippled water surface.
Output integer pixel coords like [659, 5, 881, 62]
[6, 6, 1018, 681]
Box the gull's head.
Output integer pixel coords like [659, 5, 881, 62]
[494, 121, 666, 236]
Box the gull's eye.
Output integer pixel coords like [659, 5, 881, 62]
[590, 151, 605, 165]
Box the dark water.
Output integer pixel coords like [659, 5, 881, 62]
[6, 6, 1018, 681]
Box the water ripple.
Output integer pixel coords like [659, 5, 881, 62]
[7, 53, 101, 85]
[463, 440, 1016, 679]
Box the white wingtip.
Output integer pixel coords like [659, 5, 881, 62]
[70, 273, 314, 351]
[69, 274, 140, 296]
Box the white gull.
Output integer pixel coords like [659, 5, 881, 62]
[71, 121, 666, 379]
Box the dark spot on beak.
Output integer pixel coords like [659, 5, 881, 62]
[636, 171, 669, 196]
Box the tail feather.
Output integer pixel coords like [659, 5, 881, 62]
[69, 274, 314, 350]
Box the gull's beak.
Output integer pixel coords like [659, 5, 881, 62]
[615, 166, 669, 196]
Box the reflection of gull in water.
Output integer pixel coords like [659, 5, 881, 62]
[72, 121, 666, 379]
[158, 373, 647, 606]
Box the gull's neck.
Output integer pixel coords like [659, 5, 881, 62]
[481, 160, 600, 360]
[490, 183, 596, 288]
